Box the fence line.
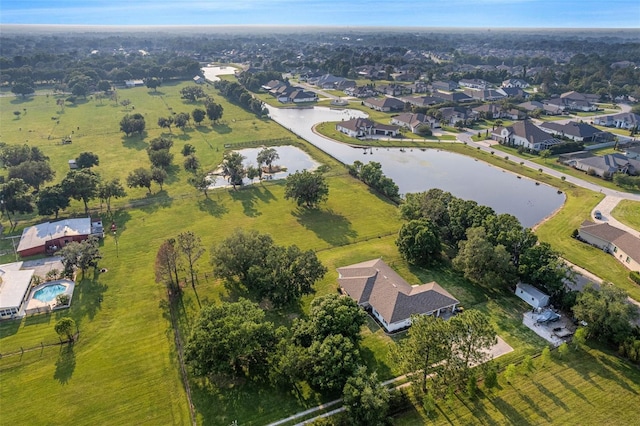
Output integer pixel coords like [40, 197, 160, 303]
[0, 332, 79, 360]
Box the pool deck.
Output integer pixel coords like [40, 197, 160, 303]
[23, 279, 75, 315]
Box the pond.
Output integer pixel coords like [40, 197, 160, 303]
[209, 145, 320, 189]
[267, 106, 565, 228]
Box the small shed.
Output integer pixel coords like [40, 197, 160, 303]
[68, 159, 78, 169]
[516, 283, 550, 309]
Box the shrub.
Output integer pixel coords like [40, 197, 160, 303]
[56, 293, 70, 306]
[630, 271, 640, 285]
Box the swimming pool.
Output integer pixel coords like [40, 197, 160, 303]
[33, 284, 67, 302]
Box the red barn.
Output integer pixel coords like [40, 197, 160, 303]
[17, 218, 103, 258]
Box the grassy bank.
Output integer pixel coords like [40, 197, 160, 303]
[394, 345, 640, 425]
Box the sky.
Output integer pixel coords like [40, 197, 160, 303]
[0, 0, 639, 28]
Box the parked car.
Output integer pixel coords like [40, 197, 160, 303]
[594, 210, 602, 219]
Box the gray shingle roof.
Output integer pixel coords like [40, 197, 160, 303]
[337, 259, 459, 324]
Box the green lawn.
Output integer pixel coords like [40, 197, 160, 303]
[611, 199, 640, 231]
[393, 345, 640, 425]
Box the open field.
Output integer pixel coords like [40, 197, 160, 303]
[394, 344, 640, 425]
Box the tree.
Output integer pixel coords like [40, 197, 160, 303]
[0, 144, 48, 168]
[147, 136, 173, 152]
[177, 231, 205, 290]
[7, 160, 55, 190]
[518, 242, 567, 299]
[572, 283, 638, 344]
[284, 170, 329, 208]
[449, 310, 497, 383]
[453, 227, 517, 288]
[148, 149, 173, 170]
[308, 334, 360, 392]
[504, 363, 517, 384]
[61, 169, 101, 214]
[181, 144, 196, 157]
[71, 82, 88, 98]
[183, 154, 200, 173]
[145, 77, 161, 92]
[126, 168, 152, 193]
[210, 228, 274, 283]
[157, 116, 174, 133]
[184, 299, 276, 378]
[247, 245, 327, 308]
[342, 366, 390, 426]
[306, 294, 366, 344]
[0, 178, 33, 228]
[192, 108, 206, 125]
[55, 317, 76, 342]
[59, 236, 102, 277]
[36, 185, 70, 218]
[119, 113, 145, 137]
[150, 167, 168, 191]
[257, 147, 280, 173]
[155, 238, 181, 293]
[174, 112, 190, 131]
[246, 165, 260, 181]
[97, 80, 111, 93]
[97, 178, 126, 213]
[392, 314, 452, 393]
[540, 149, 552, 160]
[395, 219, 442, 265]
[205, 99, 224, 123]
[221, 151, 246, 189]
[75, 152, 99, 169]
[11, 82, 34, 98]
[188, 171, 210, 197]
[180, 86, 206, 102]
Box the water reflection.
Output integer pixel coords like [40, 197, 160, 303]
[267, 106, 564, 228]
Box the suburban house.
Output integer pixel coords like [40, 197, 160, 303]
[440, 106, 471, 126]
[502, 78, 530, 88]
[463, 88, 505, 102]
[431, 80, 458, 91]
[624, 146, 640, 160]
[403, 95, 441, 107]
[262, 79, 286, 90]
[544, 91, 598, 112]
[391, 113, 438, 133]
[343, 86, 377, 98]
[0, 262, 35, 319]
[124, 79, 144, 88]
[492, 120, 561, 151]
[287, 89, 317, 103]
[578, 221, 640, 271]
[336, 118, 400, 138]
[472, 104, 505, 119]
[433, 91, 473, 103]
[376, 84, 412, 97]
[459, 78, 492, 90]
[568, 153, 639, 177]
[192, 76, 205, 84]
[406, 81, 429, 94]
[17, 218, 104, 258]
[540, 121, 614, 143]
[515, 283, 550, 309]
[337, 259, 459, 332]
[594, 112, 640, 130]
[498, 87, 529, 99]
[309, 74, 349, 89]
[363, 97, 406, 112]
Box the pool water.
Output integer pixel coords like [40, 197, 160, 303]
[33, 284, 67, 302]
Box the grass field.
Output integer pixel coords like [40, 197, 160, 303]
[611, 199, 640, 230]
[1, 83, 639, 426]
[394, 344, 640, 425]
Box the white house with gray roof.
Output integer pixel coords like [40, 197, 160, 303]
[492, 120, 561, 151]
[0, 262, 34, 319]
[578, 221, 640, 271]
[337, 259, 459, 332]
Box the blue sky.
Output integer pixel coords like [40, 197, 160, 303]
[1, 0, 639, 28]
